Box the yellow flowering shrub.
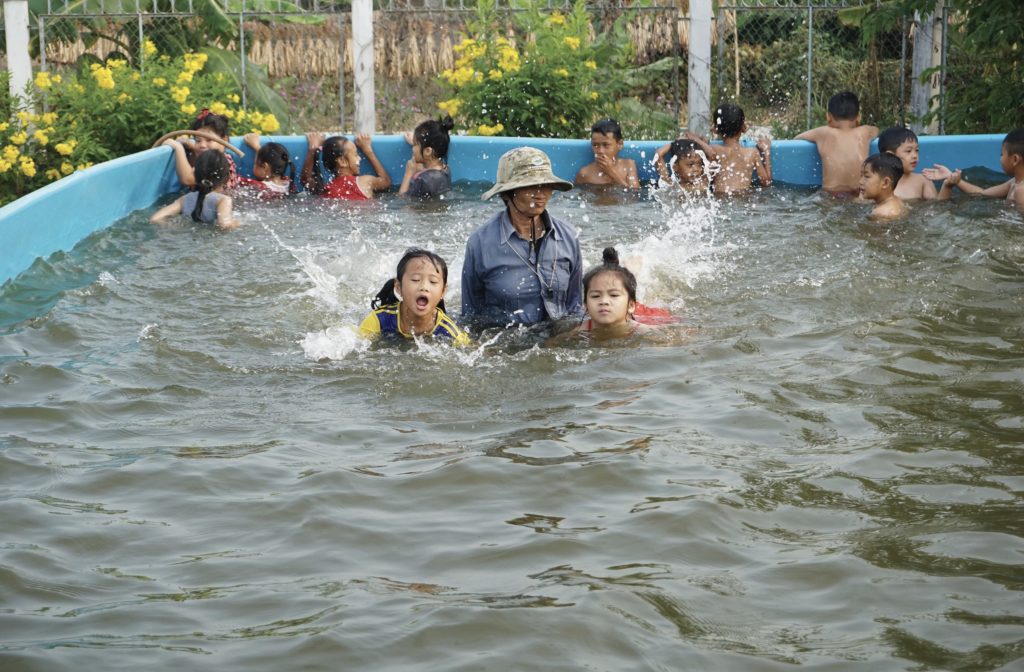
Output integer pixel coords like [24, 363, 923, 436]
[0, 45, 282, 205]
[438, 0, 629, 138]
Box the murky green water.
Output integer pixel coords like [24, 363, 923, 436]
[1, 186, 1022, 671]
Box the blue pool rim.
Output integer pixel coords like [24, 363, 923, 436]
[0, 133, 1006, 287]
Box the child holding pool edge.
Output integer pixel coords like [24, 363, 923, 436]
[575, 119, 640, 191]
[859, 153, 907, 219]
[162, 109, 242, 190]
[683, 103, 771, 195]
[924, 128, 1024, 207]
[241, 133, 297, 198]
[796, 91, 879, 196]
[150, 150, 239, 230]
[877, 127, 937, 200]
[400, 116, 455, 199]
[301, 132, 391, 200]
[654, 138, 711, 196]
[359, 248, 471, 346]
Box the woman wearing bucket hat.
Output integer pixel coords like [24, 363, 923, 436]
[461, 147, 583, 328]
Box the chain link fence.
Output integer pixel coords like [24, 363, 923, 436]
[6, 0, 947, 137]
[712, 1, 941, 138]
[19, 0, 686, 135]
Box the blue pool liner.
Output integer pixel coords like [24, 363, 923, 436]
[0, 133, 1007, 287]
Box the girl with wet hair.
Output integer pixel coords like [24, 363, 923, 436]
[358, 248, 470, 345]
[552, 247, 681, 344]
[400, 116, 455, 198]
[149, 150, 239, 230]
[572, 247, 653, 341]
[300, 131, 391, 200]
[239, 135, 297, 198]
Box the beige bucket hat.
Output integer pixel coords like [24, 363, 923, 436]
[481, 146, 574, 200]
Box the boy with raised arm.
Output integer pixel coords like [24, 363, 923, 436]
[682, 103, 771, 196]
[796, 91, 879, 196]
[924, 128, 1024, 207]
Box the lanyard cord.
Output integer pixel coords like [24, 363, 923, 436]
[504, 210, 557, 293]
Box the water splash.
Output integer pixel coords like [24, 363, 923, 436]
[300, 325, 369, 361]
[616, 190, 728, 311]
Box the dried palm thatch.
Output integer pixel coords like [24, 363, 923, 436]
[43, 8, 727, 79]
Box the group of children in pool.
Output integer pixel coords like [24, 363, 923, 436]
[149, 95, 1024, 347]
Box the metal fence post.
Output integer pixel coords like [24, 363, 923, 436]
[338, 13, 347, 131]
[672, 5, 680, 130]
[239, 11, 248, 110]
[715, 7, 724, 100]
[38, 15, 47, 72]
[938, 2, 947, 134]
[138, 13, 145, 72]
[805, 4, 813, 130]
[898, 14, 906, 126]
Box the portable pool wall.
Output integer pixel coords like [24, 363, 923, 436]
[0, 133, 1006, 287]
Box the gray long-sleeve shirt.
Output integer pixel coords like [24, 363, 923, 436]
[461, 209, 583, 327]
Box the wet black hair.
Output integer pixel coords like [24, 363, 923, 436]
[827, 91, 860, 121]
[371, 247, 450, 313]
[256, 142, 296, 191]
[877, 127, 918, 154]
[583, 247, 638, 304]
[713, 103, 745, 138]
[863, 153, 903, 189]
[191, 150, 231, 223]
[413, 116, 455, 161]
[666, 138, 701, 161]
[190, 109, 229, 138]
[309, 136, 350, 196]
[591, 118, 623, 141]
[1003, 128, 1024, 161]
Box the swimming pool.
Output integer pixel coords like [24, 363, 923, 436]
[2, 156, 1022, 669]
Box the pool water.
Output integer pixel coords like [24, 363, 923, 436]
[1, 185, 1022, 671]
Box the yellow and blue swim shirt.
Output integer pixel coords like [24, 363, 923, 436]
[358, 303, 471, 346]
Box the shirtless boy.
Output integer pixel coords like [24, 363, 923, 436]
[575, 118, 639, 190]
[877, 127, 937, 200]
[924, 128, 1024, 208]
[860, 153, 907, 219]
[684, 103, 770, 195]
[796, 91, 879, 195]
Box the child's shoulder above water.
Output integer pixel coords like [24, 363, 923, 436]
[575, 118, 639, 191]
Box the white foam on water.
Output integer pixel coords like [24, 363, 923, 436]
[301, 324, 369, 361]
[615, 191, 730, 311]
